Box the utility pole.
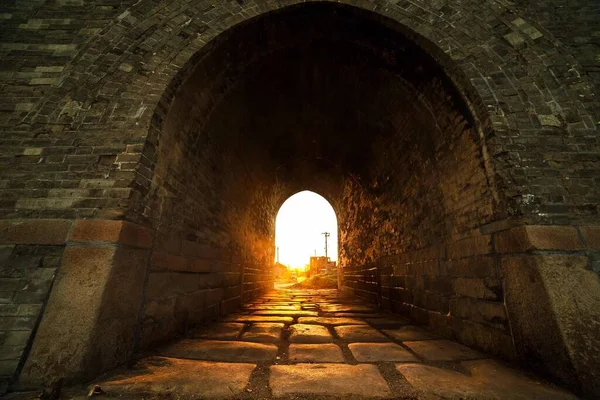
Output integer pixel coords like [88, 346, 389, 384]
[322, 232, 330, 259]
[276, 246, 280, 263]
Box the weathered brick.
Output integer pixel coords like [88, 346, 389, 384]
[0, 316, 37, 330]
[145, 272, 204, 300]
[453, 278, 501, 300]
[0, 304, 19, 315]
[0, 330, 30, 346]
[0, 220, 71, 245]
[0, 0, 599, 394]
[150, 252, 214, 273]
[0, 360, 19, 376]
[450, 298, 508, 331]
[0, 345, 24, 360]
[447, 235, 492, 259]
[580, 226, 600, 250]
[143, 297, 176, 320]
[495, 226, 584, 253]
[443, 256, 497, 278]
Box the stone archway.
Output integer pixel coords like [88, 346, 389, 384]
[133, 0, 505, 358]
[1, 1, 597, 397]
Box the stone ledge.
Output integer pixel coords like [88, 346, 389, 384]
[69, 220, 153, 248]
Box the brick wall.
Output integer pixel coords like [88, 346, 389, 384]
[335, 49, 513, 360]
[0, 0, 598, 396]
[0, 221, 70, 393]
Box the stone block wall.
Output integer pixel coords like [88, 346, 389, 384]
[497, 225, 600, 395]
[345, 231, 514, 361]
[16, 220, 151, 387]
[0, 0, 598, 397]
[0, 220, 70, 392]
[343, 224, 600, 394]
[140, 236, 246, 350]
[0, 216, 272, 388]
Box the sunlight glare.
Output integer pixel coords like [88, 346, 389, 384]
[275, 191, 337, 270]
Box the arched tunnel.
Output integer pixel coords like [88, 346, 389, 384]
[10, 2, 600, 398]
[140, 1, 500, 352]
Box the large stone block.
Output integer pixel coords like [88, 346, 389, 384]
[270, 364, 391, 397]
[446, 235, 492, 259]
[145, 272, 204, 300]
[501, 254, 600, 396]
[397, 360, 576, 399]
[453, 277, 500, 300]
[174, 291, 207, 327]
[159, 339, 277, 362]
[19, 244, 149, 386]
[69, 220, 153, 248]
[144, 297, 176, 320]
[96, 357, 256, 399]
[495, 225, 583, 253]
[579, 226, 600, 250]
[150, 252, 214, 273]
[449, 298, 508, 331]
[451, 318, 516, 360]
[443, 256, 497, 278]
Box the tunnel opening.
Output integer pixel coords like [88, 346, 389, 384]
[11, 2, 598, 396]
[274, 190, 339, 288]
[137, 1, 507, 361]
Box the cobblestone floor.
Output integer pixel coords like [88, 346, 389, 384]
[9, 289, 579, 399]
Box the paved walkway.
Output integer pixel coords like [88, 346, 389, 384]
[26, 289, 581, 399]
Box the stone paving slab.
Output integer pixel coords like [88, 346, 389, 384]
[298, 316, 367, 325]
[289, 344, 345, 363]
[252, 309, 318, 316]
[289, 324, 333, 343]
[270, 364, 392, 397]
[241, 322, 284, 343]
[159, 339, 278, 362]
[397, 360, 577, 399]
[349, 342, 418, 362]
[94, 357, 255, 399]
[331, 312, 392, 318]
[383, 326, 440, 342]
[366, 316, 413, 327]
[36, 288, 579, 400]
[244, 305, 300, 311]
[191, 322, 244, 339]
[223, 315, 294, 323]
[335, 325, 391, 342]
[320, 304, 378, 313]
[286, 297, 314, 302]
[403, 339, 484, 361]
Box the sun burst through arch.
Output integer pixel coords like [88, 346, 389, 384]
[274, 191, 338, 271]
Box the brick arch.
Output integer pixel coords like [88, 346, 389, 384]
[5, 1, 598, 397]
[138, 0, 503, 318]
[18, 0, 596, 224]
[122, 1, 506, 253]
